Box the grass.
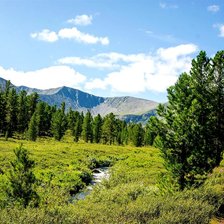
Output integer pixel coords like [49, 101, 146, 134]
[0, 135, 224, 223]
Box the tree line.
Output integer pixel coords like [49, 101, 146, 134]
[0, 81, 154, 146]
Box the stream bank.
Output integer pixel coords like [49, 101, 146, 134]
[73, 167, 109, 200]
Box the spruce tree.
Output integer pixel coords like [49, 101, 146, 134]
[27, 112, 39, 141]
[81, 111, 93, 143]
[17, 90, 28, 133]
[5, 88, 18, 138]
[93, 114, 103, 143]
[101, 113, 116, 145]
[155, 51, 224, 189]
[51, 103, 67, 141]
[7, 145, 39, 207]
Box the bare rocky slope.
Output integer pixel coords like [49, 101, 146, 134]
[0, 77, 159, 123]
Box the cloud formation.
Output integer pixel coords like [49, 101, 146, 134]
[207, 5, 220, 12]
[58, 52, 145, 69]
[0, 66, 86, 89]
[159, 2, 178, 9]
[0, 44, 198, 96]
[213, 24, 224, 37]
[31, 27, 109, 45]
[67, 14, 93, 26]
[31, 14, 109, 45]
[30, 29, 58, 42]
[84, 44, 198, 93]
[58, 27, 109, 45]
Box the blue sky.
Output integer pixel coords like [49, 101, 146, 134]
[0, 0, 223, 102]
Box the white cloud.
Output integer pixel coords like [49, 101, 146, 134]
[207, 5, 220, 12]
[67, 14, 93, 26]
[159, 2, 178, 9]
[0, 66, 86, 89]
[213, 24, 224, 37]
[84, 44, 198, 93]
[58, 52, 144, 69]
[219, 25, 224, 37]
[58, 27, 109, 45]
[157, 44, 198, 61]
[30, 29, 58, 42]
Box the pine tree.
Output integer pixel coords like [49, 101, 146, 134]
[27, 92, 38, 121]
[92, 114, 103, 143]
[7, 145, 39, 207]
[144, 116, 159, 146]
[81, 111, 93, 143]
[155, 51, 224, 189]
[101, 113, 116, 145]
[0, 90, 6, 134]
[5, 88, 18, 138]
[130, 123, 144, 147]
[73, 112, 83, 142]
[51, 103, 67, 141]
[27, 112, 39, 141]
[17, 90, 28, 133]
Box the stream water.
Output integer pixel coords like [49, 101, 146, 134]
[73, 167, 109, 200]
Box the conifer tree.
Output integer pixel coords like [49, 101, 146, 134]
[92, 114, 103, 143]
[73, 112, 83, 142]
[5, 88, 18, 138]
[7, 145, 39, 207]
[154, 51, 224, 189]
[17, 90, 28, 133]
[101, 113, 116, 145]
[81, 111, 93, 143]
[51, 103, 67, 141]
[27, 112, 39, 141]
[131, 123, 144, 147]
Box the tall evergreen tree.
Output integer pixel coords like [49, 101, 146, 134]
[81, 111, 93, 143]
[27, 92, 38, 121]
[93, 114, 103, 143]
[101, 113, 116, 145]
[154, 51, 224, 189]
[51, 103, 67, 141]
[17, 90, 28, 133]
[131, 123, 144, 147]
[73, 112, 83, 142]
[5, 88, 18, 138]
[0, 90, 6, 134]
[27, 112, 39, 141]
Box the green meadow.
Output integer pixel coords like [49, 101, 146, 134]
[0, 135, 224, 223]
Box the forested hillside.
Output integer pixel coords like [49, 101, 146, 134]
[0, 81, 154, 147]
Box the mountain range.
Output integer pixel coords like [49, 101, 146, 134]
[0, 77, 158, 123]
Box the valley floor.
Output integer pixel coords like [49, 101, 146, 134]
[0, 136, 223, 223]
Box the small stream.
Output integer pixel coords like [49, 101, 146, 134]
[73, 167, 109, 200]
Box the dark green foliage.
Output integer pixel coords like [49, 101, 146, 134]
[81, 111, 93, 143]
[27, 112, 39, 141]
[131, 123, 144, 147]
[27, 92, 39, 121]
[93, 114, 103, 143]
[144, 116, 158, 146]
[73, 112, 83, 142]
[51, 103, 67, 141]
[5, 88, 18, 138]
[17, 90, 28, 133]
[101, 113, 116, 145]
[154, 51, 224, 189]
[7, 145, 39, 207]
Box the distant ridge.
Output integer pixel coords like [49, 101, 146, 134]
[0, 77, 159, 123]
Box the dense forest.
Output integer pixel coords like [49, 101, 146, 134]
[0, 81, 153, 147]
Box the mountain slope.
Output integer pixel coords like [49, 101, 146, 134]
[91, 96, 158, 117]
[0, 77, 159, 123]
